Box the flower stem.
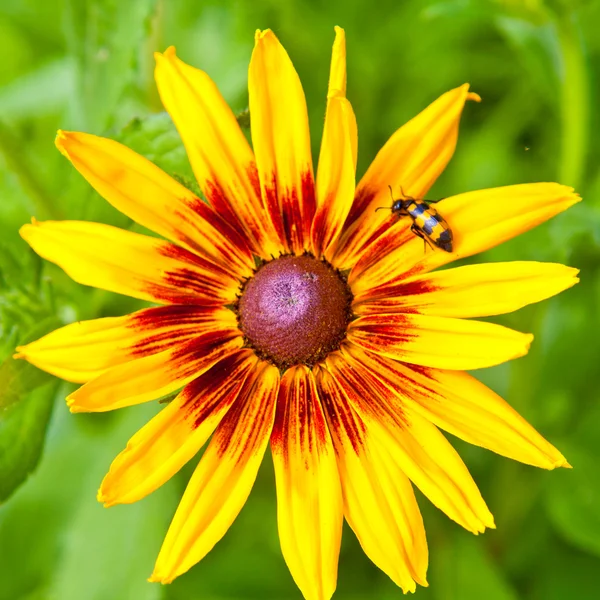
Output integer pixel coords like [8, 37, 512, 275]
[0, 121, 63, 220]
[555, 10, 589, 190]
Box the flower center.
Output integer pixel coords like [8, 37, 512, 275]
[238, 254, 353, 369]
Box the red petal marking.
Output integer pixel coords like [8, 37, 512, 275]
[143, 243, 238, 305]
[347, 219, 413, 282]
[172, 196, 254, 273]
[179, 350, 256, 429]
[263, 170, 316, 253]
[212, 361, 278, 458]
[354, 277, 440, 310]
[327, 346, 408, 430]
[314, 364, 366, 455]
[271, 368, 329, 464]
[351, 350, 441, 401]
[203, 176, 267, 258]
[163, 329, 242, 382]
[263, 173, 286, 248]
[129, 306, 231, 357]
[348, 313, 418, 347]
[345, 186, 376, 231]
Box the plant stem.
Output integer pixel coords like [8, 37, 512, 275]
[0, 121, 63, 220]
[555, 10, 589, 190]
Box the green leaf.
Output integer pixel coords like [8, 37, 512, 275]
[116, 112, 198, 194]
[0, 359, 54, 411]
[546, 404, 600, 558]
[0, 313, 61, 410]
[0, 382, 56, 504]
[0, 58, 75, 120]
[64, 0, 160, 132]
[529, 540, 600, 600]
[45, 406, 174, 600]
[430, 533, 518, 600]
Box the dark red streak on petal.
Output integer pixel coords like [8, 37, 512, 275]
[170, 198, 253, 270]
[301, 170, 317, 233]
[355, 278, 440, 312]
[128, 306, 223, 357]
[130, 305, 218, 330]
[310, 193, 331, 256]
[246, 162, 262, 199]
[264, 170, 316, 252]
[369, 275, 439, 301]
[179, 350, 254, 429]
[344, 186, 376, 231]
[334, 347, 408, 429]
[159, 241, 232, 276]
[263, 173, 285, 247]
[271, 372, 328, 466]
[350, 220, 412, 279]
[152, 329, 241, 386]
[357, 351, 441, 404]
[203, 178, 263, 253]
[350, 314, 417, 346]
[143, 244, 237, 305]
[317, 369, 366, 455]
[211, 368, 275, 458]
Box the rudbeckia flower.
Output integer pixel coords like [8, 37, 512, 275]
[16, 27, 579, 599]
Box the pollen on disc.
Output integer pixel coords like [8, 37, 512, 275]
[238, 255, 352, 369]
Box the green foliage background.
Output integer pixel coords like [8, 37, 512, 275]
[1, 0, 599, 598]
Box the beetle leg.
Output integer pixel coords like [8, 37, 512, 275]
[410, 223, 435, 253]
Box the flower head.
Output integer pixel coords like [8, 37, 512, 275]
[16, 27, 579, 598]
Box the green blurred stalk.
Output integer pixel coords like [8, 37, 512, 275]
[555, 11, 588, 190]
[0, 121, 63, 220]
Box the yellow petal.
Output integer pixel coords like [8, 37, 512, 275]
[327, 349, 494, 533]
[67, 330, 242, 412]
[154, 48, 279, 259]
[271, 366, 343, 600]
[55, 130, 254, 275]
[15, 306, 234, 383]
[150, 360, 279, 583]
[351, 183, 581, 294]
[348, 313, 533, 370]
[99, 350, 257, 506]
[312, 94, 357, 259]
[315, 365, 427, 592]
[332, 85, 479, 269]
[355, 261, 580, 318]
[249, 29, 316, 254]
[20, 220, 239, 305]
[328, 26, 347, 98]
[326, 27, 357, 166]
[348, 347, 568, 469]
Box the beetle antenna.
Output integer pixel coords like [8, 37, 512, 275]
[388, 185, 395, 201]
[375, 206, 392, 212]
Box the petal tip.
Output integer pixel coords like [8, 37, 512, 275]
[255, 28, 273, 42]
[154, 47, 176, 64]
[148, 571, 171, 584]
[19, 220, 38, 241]
[55, 130, 71, 157]
[96, 488, 110, 505]
[460, 83, 481, 102]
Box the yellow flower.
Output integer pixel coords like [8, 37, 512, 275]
[16, 27, 579, 598]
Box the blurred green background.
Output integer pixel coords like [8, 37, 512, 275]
[1, 0, 599, 598]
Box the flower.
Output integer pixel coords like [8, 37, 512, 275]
[15, 26, 579, 599]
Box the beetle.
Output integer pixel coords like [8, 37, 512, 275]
[380, 186, 453, 252]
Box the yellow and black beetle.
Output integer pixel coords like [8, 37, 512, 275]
[382, 186, 453, 252]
